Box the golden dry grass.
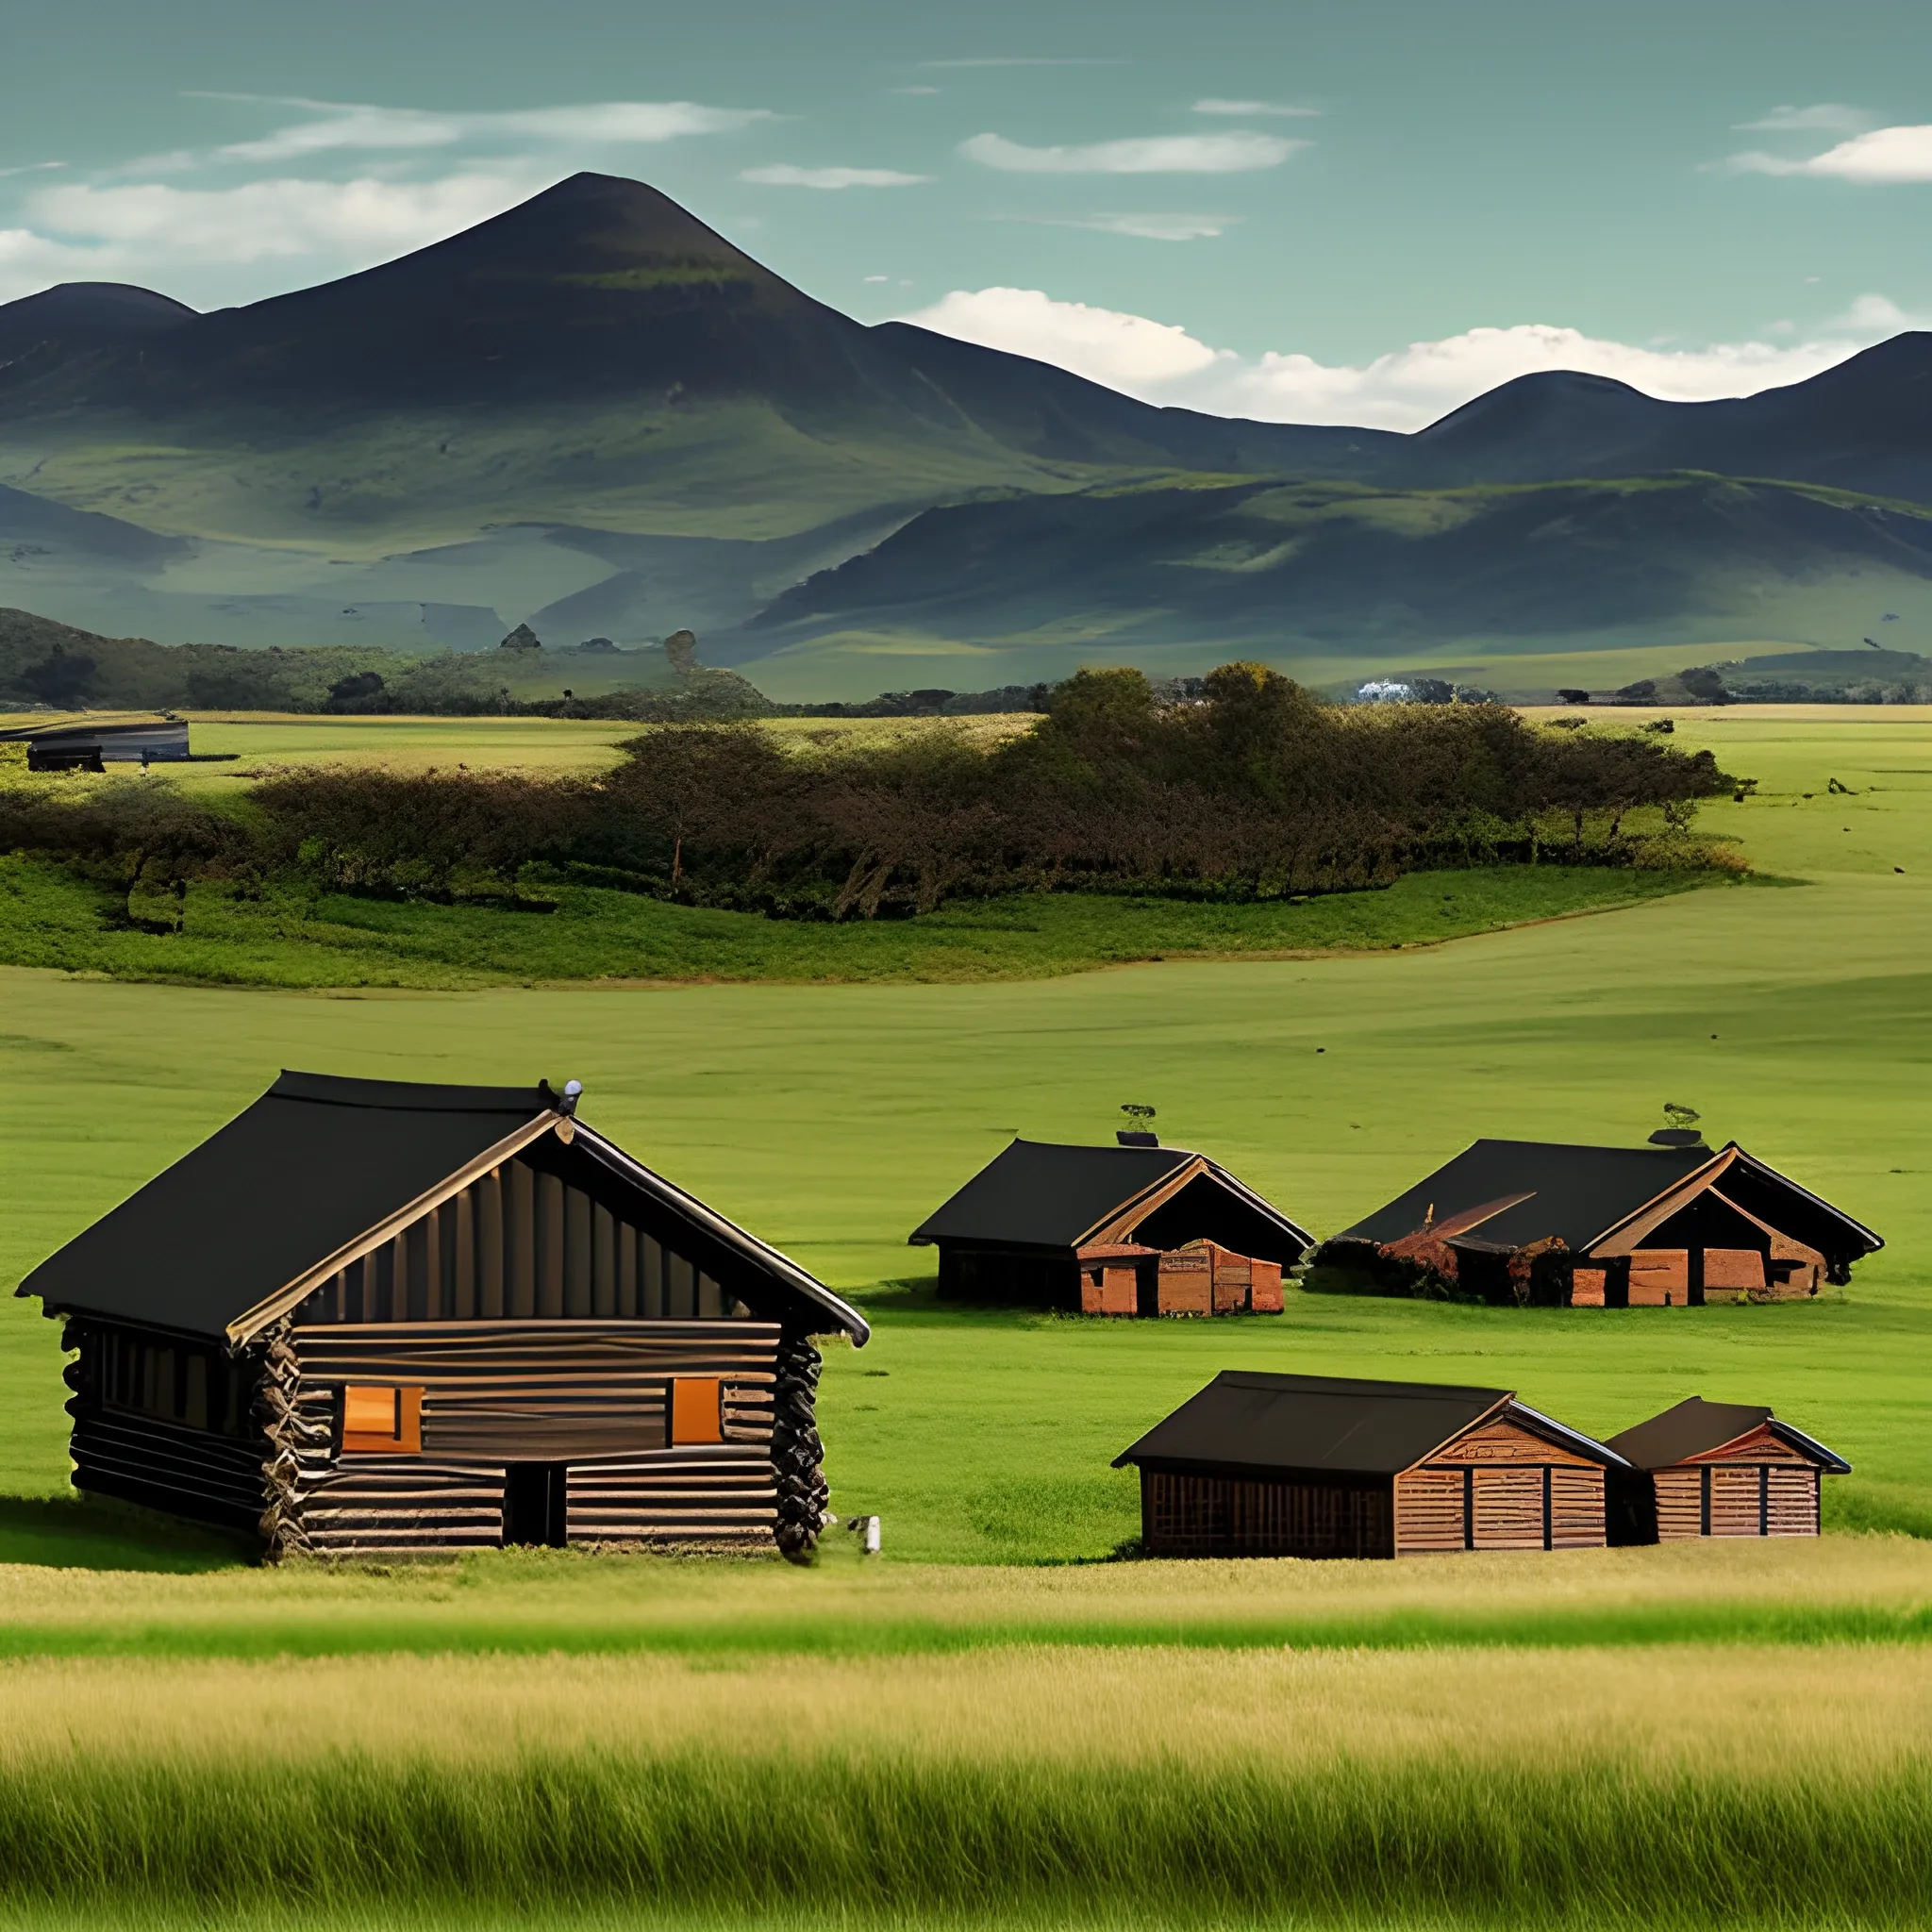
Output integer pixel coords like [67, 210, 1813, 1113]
[0, 1641, 1924, 1777]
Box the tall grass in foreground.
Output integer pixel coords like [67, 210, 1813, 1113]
[0, 1749, 1924, 1926]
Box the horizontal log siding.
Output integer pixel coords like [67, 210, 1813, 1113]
[292, 1157, 744, 1328]
[1142, 1471, 1391, 1558]
[282, 1321, 781, 1555]
[568, 1446, 778, 1547]
[69, 1407, 266, 1532]
[1654, 1463, 1821, 1539]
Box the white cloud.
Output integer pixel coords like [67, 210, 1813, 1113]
[0, 160, 66, 180]
[960, 131, 1304, 174]
[897, 287, 1911, 430]
[1729, 124, 1932, 182]
[1733, 103, 1873, 133]
[900, 287, 1225, 385]
[1192, 99, 1319, 117]
[10, 170, 541, 289]
[995, 211, 1238, 241]
[741, 164, 930, 189]
[188, 94, 773, 164]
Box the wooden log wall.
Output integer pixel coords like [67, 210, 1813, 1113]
[1394, 1416, 1607, 1553]
[261, 1319, 781, 1557]
[62, 1319, 268, 1533]
[1141, 1471, 1392, 1558]
[770, 1329, 827, 1559]
[294, 1154, 746, 1327]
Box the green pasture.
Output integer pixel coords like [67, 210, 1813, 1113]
[3, 706, 1932, 1928]
[1, 705, 1930, 1557]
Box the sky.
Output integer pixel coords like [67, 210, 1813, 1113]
[5, 0, 1932, 429]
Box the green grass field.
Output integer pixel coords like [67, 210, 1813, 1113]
[3, 705, 1931, 1925]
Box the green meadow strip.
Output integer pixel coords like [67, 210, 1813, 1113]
[0, 1753, 1924, 1924]
[5, 1599, 1932, 1659]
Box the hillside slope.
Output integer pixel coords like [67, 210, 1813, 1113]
[739, 475, 1932, 686]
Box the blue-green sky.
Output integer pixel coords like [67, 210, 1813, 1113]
[5, 0, 1930, 425]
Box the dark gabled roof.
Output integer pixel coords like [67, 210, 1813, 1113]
[1335, 1139, 1712, 1252]
[908, 1138, 1309, 1252]
[1112, 1370, 1624, 1481]
[17, 1070, 865, 1345]
[1607, 1396, 1850, 1473]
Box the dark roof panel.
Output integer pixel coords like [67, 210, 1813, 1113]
[17, 1072, 558, 1341]
[1336, 1139, 1715, 1251]
[908, 1139, 1194, 1248]
[1114, 1370, 1516, 1479]
[18, 1071, 867, 1345]
[1607, 1396, 1850, 1472]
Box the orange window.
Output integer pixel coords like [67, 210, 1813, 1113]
[341, 1384, 424, 1454]
[671, 1376, 723, 1446]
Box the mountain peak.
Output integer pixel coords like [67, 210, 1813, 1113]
[0, 281, 198, 360]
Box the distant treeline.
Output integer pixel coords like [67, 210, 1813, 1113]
[3, 665, 1736, 923]
[0, 607, 1054, 722]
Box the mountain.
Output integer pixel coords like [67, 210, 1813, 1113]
[1401, 336, 1932, 499]
[0, 173, 1397, 473]
[0, 282, 196, 365]
[2, 172, 1932, 691]
[737, 475, 1932, 689]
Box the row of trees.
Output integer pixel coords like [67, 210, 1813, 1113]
[4, 665, 1736, 921]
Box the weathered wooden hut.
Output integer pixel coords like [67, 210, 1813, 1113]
[909, 1138, 1311, 1314]
[1323, 1137, 1881, 1307]
[1113, 1370, 1626, 1557]
[17, 1071, 868, 1558]
[0, 716, 190, 770]
[1604, 1396, 1849, 1542]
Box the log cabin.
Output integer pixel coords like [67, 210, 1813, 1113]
[909, 1138, 1311, 1314]
[1113, 1371, 1627, 1557]
[1605, 1397, 1849, 1543]
[16, 1071, 868, 1559]
[1320, 1136, 1881, 1307]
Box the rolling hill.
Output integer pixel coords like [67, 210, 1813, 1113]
[735, 475, 1932, 691]
[2, 170, 1931, 691]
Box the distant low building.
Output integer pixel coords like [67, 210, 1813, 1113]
[0, 716, 189, 770]
[1605, 1397, 1849, 1542]
[1114, 1370, 1627, 1557]
[1320, 1136, 1881, 1307]
[909, 1138, 1311, 1315]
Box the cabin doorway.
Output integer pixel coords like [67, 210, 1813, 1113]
[1135, 1259, 1160, 1318]
[503, 1462, 568, 1548]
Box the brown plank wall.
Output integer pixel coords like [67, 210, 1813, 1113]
[283, 1320, 780, 1555]
[1650, 1424, 1822, 1539]
[1394, 1418, 1607, 1554]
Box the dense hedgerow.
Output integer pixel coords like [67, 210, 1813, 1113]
[0, 665, 1734, 919]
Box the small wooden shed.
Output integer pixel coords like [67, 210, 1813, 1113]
[910, 1139, 1311, 1314]
[1605, 1396, 1849, 1542]
[18, 1071, 868, 1558]
[1113, 1371, 1627, 1557]
[1324, 1137, 1881, 1307]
